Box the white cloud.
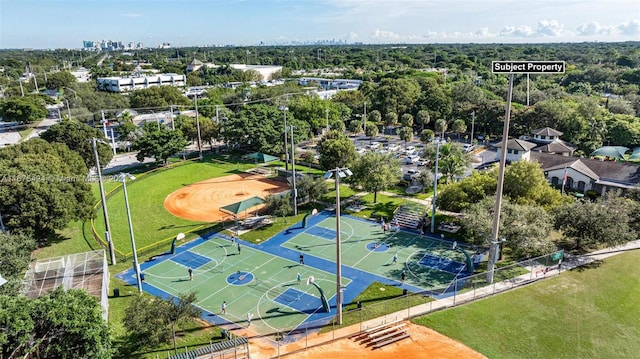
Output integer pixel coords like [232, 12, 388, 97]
[370, 29, 402, 40]
[576, 21, 611, 36]
[499, 25, 535, 37]
[618, 19, 640, 35]
[348, 32, 359, 41]
[537, 20, 564, 37]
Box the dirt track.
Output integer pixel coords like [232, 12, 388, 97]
[164, 173, 289, 222]
[241, 322, 486, 359]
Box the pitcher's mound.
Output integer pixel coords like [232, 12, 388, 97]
[164, 174, 289, 222]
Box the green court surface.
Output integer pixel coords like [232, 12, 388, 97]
[282, 216, 468, 290]
[137, 236, 350, 335]
[121, 213, 472, 336]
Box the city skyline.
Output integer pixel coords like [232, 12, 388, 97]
[1, 0, 639, 49]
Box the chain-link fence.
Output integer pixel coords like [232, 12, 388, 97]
[242, 250, 563, 358]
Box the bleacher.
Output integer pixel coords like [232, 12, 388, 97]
[392, 203, 426, 229]
[168, 337, 248, 359]
[351, 319, 410, 349]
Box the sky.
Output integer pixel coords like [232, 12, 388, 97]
[1, 0, 639, 49]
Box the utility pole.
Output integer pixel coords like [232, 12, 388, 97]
[195, 95, 203, 160]
[290, 125, 297, 216]
[470, 110, 475, 144]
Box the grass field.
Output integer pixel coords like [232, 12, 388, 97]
[413, 249, 640, 359]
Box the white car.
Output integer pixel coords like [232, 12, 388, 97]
[368, 142, 381, 150]
[356, 148, 367, 155]
[404, 155, 420, 164]
[462, 144, 475, 153]
[388, 144, 400, 152]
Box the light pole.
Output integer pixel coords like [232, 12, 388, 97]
[470, 110, 475, 144]
[0, 209, 6, 234]
[487, 74, 515, 284]
[118, 173, 142, 293]
[362, 102, 367, 134]
[63, 87, 78, 99]
[92, 138, 116, 265]
[324, 167, 352, 325]
[194, 94, 203, 160]
[430, 140, 441, 233]
[280, 106, 289, 171]
[325, 108, 330, 134]
[290, 125, 298, 216]
[65, 99, 71, 119]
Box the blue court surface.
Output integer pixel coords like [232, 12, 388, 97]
[171, 250, 212, 269]
[117, 211, 470, 337]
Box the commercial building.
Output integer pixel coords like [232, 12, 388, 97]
[96, 73, 186, 92]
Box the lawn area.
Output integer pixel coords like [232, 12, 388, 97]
[93, 159, 248, 259]
[413, 249, 640, 359]
[321, 282, 433, 333]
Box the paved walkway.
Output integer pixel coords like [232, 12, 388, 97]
[356, 238, 640, 331]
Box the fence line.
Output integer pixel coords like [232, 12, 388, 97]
[89, 157, 231, 262]
[238, 251, 564, 358]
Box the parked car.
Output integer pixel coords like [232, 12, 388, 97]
[404, 155, 420, 164]
[462, 144, 475, 153]
[417, 159, 430, 167]
[388, 144, 400, 152]
[368, 142, 381, 150]
[356, 147, 366, 155]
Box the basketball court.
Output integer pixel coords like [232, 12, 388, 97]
[117, 211, 475, 337]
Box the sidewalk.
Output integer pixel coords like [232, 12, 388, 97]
[359, 238, 640, 329]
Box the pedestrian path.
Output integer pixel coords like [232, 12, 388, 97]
[357, 239, 640, 330]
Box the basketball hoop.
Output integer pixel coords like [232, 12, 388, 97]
[306, 275, 315, 285]
[176, 233, 185, 241]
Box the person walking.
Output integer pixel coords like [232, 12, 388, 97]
[296, 272, 301, 285]
[299, 253, 304, 265]
[401, 269, 406, 284]
[392, 253, 398, 265]
[231, 234, 235, 245]
[247, 312, 253, 327]
[237, 242, 241, 254]
[188, 267, 193, 281]
[221, 301, 227, 315]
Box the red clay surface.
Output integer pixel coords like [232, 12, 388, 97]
[164, 173, 289, 222]
[241, 322, 486, 359]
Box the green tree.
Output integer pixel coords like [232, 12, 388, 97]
[398, 126, 414, 147]
[503, 160, 565, 209]
[316, 130, 357, 170]
[129, 86, 191, 109]
[0, 139, 92, 239]
[463, 197, 555, 258]
[40, 120, 113, 169]
[350, 152, 401, 203]
[368, 110, 382, 124]
[420, 129, 435, 143]
[400, 113, 414, 127]
[435, 118, 448, 138]
[123, 296, 170, 349]
[45, 71, 76, 90]
[373, 78, 421, 115]
[0, 288, 112, 358]
[416, 110, 430, 131]
[0, 96, 48, 124]
[383, 112, 398, 135]
[133, 124, 189, 165]
[264, 193, 292, 220]
[423, 142, 470, 183]
[0, 233, 36, 296]
[365, 123, 379, 139]
[165, 292, 201, 354]
[451, 119, 467, 140]
[296, 175, 329, 206]
[222, 104, 309, 154]
[555, 193, 636, 249]
[437, 170, 497, 212]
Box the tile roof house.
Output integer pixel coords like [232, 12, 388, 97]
[491, 127, 639, 194]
